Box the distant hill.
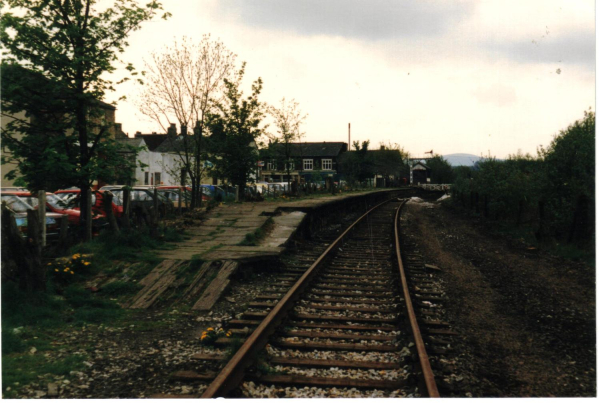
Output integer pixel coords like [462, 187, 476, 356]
[442, 153, 482, 167]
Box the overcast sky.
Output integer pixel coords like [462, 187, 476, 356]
[109, 0, 595, 159]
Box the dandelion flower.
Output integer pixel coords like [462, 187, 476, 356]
[207, 327, 214, 332]
[70, 271, 74, 275]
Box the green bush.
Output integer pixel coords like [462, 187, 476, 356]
[450, 110, 595, 253]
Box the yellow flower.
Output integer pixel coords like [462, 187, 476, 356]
[226, 332, 232, 337]
[207, 327, 214, 332]
[200, 335, 207, 340]
[55, 269, 59, 272]
[64, 268, 69, 272]
[83, 262, 91, 266]
[47, 263, 52, 266]
[70, 271, 74, 275]
[72, 254, 80, 259]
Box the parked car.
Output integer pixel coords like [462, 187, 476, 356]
[1, 190, 107, 232]
[157, 186, 210, 208]
[55, 188, 122, 218]
[99, 185, 174, 217]
[0, 194, 65, 239]
[200, 184, 235, 201]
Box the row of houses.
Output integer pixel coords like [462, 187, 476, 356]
[2, 102, 429, 188]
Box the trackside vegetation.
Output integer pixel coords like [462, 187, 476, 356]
[450, 110, 595, 262]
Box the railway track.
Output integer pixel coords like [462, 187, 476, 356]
[195, 198, 441, 398]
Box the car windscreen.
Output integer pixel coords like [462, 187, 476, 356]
[109, 190, 124, 206]
[1, 195, 34, 213]
[46, 193, 68, 209]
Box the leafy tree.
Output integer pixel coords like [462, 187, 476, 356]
[138, 35, 236, 207]
[338, 140, 372, 187]
[206, 64, 266, 198]
[1, 0, 168, 240]
[539, 109, 595, 242]
[427, 155, 454, 184]
[268, 98, 307, 193]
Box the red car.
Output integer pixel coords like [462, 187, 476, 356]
[1, 191, 106, 230]
[55, 189, 122, 218]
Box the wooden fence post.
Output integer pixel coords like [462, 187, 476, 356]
[58, 215, 69, 248]
[103, 191, 119, 233]
[151, 188, 159, 238]
[37, 190, 46, 247]
[122, 188, 131, 230]
[26, 209, 45, 291]
[178, 188, 182, 215]
[85, 190, 93, 240]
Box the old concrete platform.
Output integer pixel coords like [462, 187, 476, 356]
[158, 189, 394, 262]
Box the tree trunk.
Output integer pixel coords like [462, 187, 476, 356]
[536, 200, 547, 241]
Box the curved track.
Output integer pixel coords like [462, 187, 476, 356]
[201, 198, 439, 398]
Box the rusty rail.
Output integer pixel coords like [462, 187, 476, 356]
[394, 200, 440, 397]
[200, 198, 393, 398]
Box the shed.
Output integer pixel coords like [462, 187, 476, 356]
[410, 161, 431, 185]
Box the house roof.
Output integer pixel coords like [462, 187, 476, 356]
[270, 142, 348, 157]
[134, 134, 168, 151]
[116, 137, 146, 148]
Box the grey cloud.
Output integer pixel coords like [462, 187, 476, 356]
[217, 0, 474, 41]
[484, 31, 595, 70]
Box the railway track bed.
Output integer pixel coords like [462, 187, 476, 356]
[194, 198, 442, 398]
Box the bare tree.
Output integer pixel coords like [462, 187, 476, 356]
[268, 98, 307, 194]
[138, 35, 236, 207]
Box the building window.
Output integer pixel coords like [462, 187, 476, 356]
[285, 160, 295, 171]
[303, 159, 313, 171]
[322, 159, 332, 170]
[144, 172, 149, 185]
[154, 172, 161, 185]
[267, 160, 277, 170]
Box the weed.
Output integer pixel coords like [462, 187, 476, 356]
[238, 218, 274, 246]
[100, 281, 143, 297]
[161, 226, 184, 242]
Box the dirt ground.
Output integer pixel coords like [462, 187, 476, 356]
[402, 199, 596, 397]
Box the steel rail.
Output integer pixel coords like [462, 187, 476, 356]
[200, 198, 394, 398]
[394, 200, 440, 397]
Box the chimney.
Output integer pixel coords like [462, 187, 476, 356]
[167, 123, 177, 138]
[135, 131, 142, 138]
[180, 125, 187, 136]
[380, 145, 385, 151]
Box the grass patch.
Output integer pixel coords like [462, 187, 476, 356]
[2, 354, 87, 397]
[238, 218, 274, 246]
